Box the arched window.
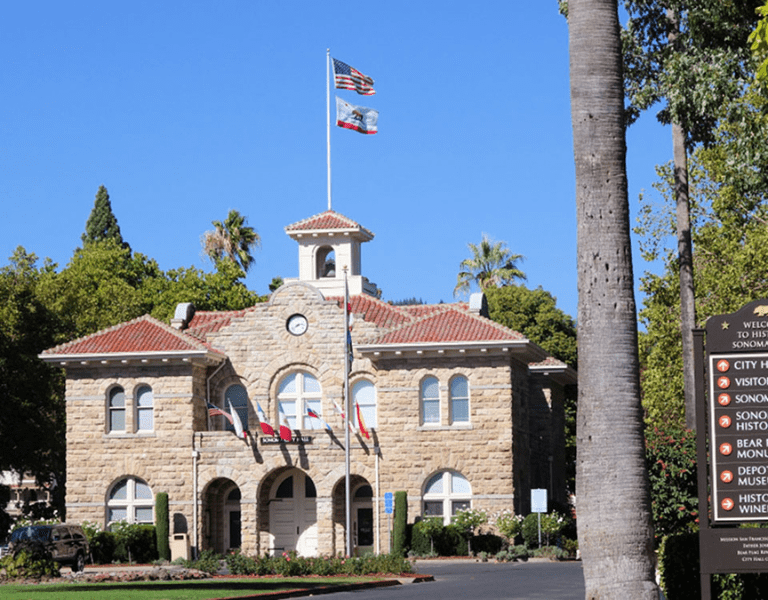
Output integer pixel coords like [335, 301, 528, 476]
[278, 372, 322, 429]
[352, 379, 376, 429]
[136, 385, 154, 432]
[422, 470, 472, 525]
[449, 376, 469, 424]
[315, 246, 336, 279]
[108, 387, 125, 432]
[420, 377, 440, 425]
[225, 384, 249, 433]
[107, 477, 154, 527]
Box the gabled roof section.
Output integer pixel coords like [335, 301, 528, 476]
[184, 308, 253, 341]
[285, 210, 374, 241]
[40, 315, 225, 365]
[374, 305, 526, 345]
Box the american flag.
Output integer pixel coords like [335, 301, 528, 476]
[333, 58, 375, 96]
[207, 402, 233, 425]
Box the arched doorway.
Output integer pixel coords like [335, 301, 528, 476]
[352, 483, 374, 555]
[333, 475, 374, 556]
[204, 478, 241, 554]
[268, 469, 318, 556]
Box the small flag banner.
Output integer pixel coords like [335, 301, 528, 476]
[336, 97, 378, 135]
[256, 402, 275, 436]
[332, 58, 375, 95]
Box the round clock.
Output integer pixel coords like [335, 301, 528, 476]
[287, 314, 308, 336]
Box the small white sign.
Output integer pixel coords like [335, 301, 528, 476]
[531, 488, 548, 513]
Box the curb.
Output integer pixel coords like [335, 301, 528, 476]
[212, 577, 433, 600]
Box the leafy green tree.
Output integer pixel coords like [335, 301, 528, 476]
[485, 285, 576, 368]
[37, 239, 161, 339]
[623, 0, 763, 430]
[637, 89, 768, 425]
[453, 235, 525, 296]
[148, 260, 264, 323]
[569, 0, 657, 595]
[751, 2, 768, 83]
[202, 209, 260, 275]
[82, 185, 127, 248]
[0, 248, 66, 519]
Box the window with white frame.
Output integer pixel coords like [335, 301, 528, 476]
[107, 477, 154, 527]
[420, 376, 440, 425]
[135, 385, 154, 432]
[422, 470, 472, 525]
[277, 372, 322, 429]
[352, 379, 376, 429]
[225, 384, 249, 432]
[108, 387, 126, 432]
[449, 376, 469, 424]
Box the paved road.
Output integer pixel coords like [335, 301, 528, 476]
[329, 559, 585, 600]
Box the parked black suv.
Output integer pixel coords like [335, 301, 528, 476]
[8, 524, 89, 572]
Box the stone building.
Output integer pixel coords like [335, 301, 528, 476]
[41, 210, 574, 557]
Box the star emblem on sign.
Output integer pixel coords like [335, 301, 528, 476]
[721, 321, 730, 330]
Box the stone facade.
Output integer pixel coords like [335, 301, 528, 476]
[42, 210, 574, 557]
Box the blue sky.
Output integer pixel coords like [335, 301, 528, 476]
[1, 1, 671, 320]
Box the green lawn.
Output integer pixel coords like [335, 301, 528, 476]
[0, 575, 391, 600]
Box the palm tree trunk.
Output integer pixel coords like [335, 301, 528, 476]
[568, 0, 658, 597]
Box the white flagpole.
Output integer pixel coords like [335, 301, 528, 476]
[344, 267, 352, 556]
[326, 49, 332, 211]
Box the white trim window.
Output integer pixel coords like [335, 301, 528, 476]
[422, 470, 472, 525]
[135, 385, 154, 432]
[449, 376, 469, 424]
[278, 372, 322, 429]
[108, 387, 126, 433]
[107, 477, 154, 527]
[420, 376, 440, 425]
[352, 379, 376, 429]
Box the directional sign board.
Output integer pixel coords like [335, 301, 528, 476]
[531, 488, 547, 514]
[707, 300, 768, 523]
[384, 492, 393, 514]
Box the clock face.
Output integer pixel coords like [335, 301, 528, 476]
[287, 314, 308, 336]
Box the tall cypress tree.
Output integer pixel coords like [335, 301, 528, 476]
[82, 185, 127, 248]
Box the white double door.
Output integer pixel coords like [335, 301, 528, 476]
[269, 469, 318, 556]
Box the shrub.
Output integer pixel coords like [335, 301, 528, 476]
[155, 493, 170, 561]
[658, 532, 699, 600]
[181, 549, 222, 574]
[90, 530, 116, 564]
[472, 533, 503, 555]
[0, 549, 60, 580]
[221, 551, 412, 576]
[112, 522, 157, 564]
[392, 491, 408, 557]
[645, 426, 698, 544]
[521, 513, 541, 548]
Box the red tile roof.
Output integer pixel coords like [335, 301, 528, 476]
[285, 210, 373, 238]
[41, 315, 222, 357]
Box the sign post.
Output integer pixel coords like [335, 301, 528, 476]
[531, 488, 547, 549]
[697, 299, 768, 598]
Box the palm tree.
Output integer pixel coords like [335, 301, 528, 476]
[202, 209, 260, 274]
[569, 0, 658, 597]
[454, 235, 525, 296]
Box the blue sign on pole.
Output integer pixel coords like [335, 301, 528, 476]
[384, 492, 394, 514]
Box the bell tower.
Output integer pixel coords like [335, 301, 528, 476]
[283, 210, 379, 297]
